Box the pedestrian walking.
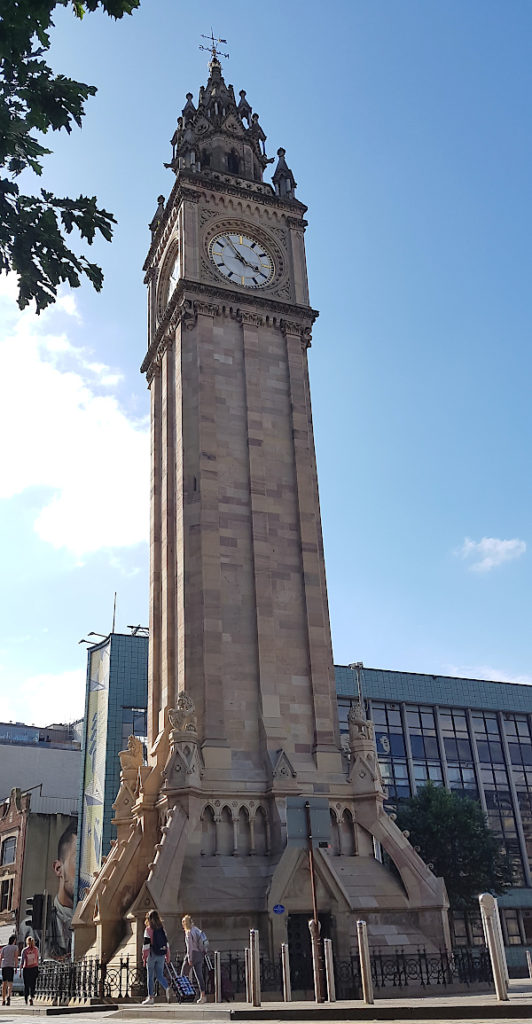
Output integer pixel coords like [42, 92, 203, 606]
[142, 909, 171, 1005]
[1, 935, 19, 1006]
[20, 935, 39, 1005]
[181, 914, 207, 1004]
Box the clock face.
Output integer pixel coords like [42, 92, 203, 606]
[165, 252, 180, 306]
[208, 232, 275, 288]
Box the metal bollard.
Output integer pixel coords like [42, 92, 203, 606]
[214, 951, 222, 1003]
[356, 920, 374, 1005]
[479, 893, 509, 1001]
[249, 928, 261, 1007]
[244, 947, 250, 1003]
[323, 938, 336, 1002]
[281, 943, 291, 1002]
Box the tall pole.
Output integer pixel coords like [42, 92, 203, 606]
[350, 661, 364, 707]
[41, 889, 49, 960]
[305, 801, 324, 1002]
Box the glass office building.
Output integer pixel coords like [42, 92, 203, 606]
[337, 665, 532, 968]
[75, 632, 148, 904]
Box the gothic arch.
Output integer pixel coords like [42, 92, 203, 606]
[200, 804, 216, 857]
[253, 805, 268, 856]
[329, 808, 341, 855]
[339, 808, 356, 857]
[237, 805, 250, 856]
[227, 150, 240, 174]
[217, 805, 233, 856]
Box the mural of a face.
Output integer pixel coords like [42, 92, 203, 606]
[53, 829, 77, 908]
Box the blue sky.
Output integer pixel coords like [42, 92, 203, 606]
[1, 0, 531, 726]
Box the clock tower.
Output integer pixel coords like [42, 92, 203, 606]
[143, 48, 342, 791]
[73, 48, 449, 965]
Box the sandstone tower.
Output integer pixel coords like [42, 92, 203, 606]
[73, 49, 449, 965]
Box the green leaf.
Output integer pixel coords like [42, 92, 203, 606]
[0, 0, 140, 311]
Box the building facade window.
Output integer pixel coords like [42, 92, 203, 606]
[0, 876, 13, 911]
[370, 702, 410, 802]
[439, 708, 478, 797]
[0, 836, 16, 865]
[405, 706, 443, 789]
[450, 910, 485, 947]
[121, 708, 147, 750]
[502, 909, 522, 945]
[503, 714, 532, 874]
[470, 711, 525, 883]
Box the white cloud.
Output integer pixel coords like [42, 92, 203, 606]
[456, 536, 526, 573]
[1, 668, 86, 726]
[0, 277, 149, 557]
[445, 664, 532, 686]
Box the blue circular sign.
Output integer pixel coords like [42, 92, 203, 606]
[273, 904, 285, 914]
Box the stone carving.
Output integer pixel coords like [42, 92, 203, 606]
[178, 299, 197, 331]
[347, 700, 385, 795]
[348, 702, 374, 746]
[271, 748, 297, 780]
[269, 225, 289, 245]
[280, 318, 305, 338]
[200, 207, 219, 227]
[162, 695, 204, 790]
[238, 310, 264, 327]
[274, 279, 293, 301]
[118, 735, 144, 773]
[155, 334, 173, 368]
[195, 301, 219, 318]
[200, 255, 222, 287]
[168, 693, 197, 734]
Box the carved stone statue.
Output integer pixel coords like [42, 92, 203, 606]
[348, 701, 374, 747]
[168, 692, 197, 734]
[118, 735, 143, 773]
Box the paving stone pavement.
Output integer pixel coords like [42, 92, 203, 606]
[0, 980, 530, 1024]
[1, 1016, 532, 1024]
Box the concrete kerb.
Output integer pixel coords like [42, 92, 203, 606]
[106, 982, 532, 1021]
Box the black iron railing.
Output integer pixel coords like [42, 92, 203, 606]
[34, 946, 492, 1004]
[334, 947, 492, 999]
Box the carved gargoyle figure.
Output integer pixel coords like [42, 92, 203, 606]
[118, 734, 143, 773]
[168, 692, 197, 733]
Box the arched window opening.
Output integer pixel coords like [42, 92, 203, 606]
[339, 809, 355, 857]
[217, 806, 233, 856]
[329, 810, 340, 856]
[237, 807, 250, 856]
[227, 150, 240, 174]
[254, 806, 267, 855]
[201, 806, 216, 857]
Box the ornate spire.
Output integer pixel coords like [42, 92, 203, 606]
[166, 54, 274, 184]
[149, 194, 165, 235]
[272, 147, 297, 199]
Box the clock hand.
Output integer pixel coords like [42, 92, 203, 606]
[223, 236, 246, 262]
[222, 236, 264, 273]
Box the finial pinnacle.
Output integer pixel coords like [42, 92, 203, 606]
[199, 29, 230, 64]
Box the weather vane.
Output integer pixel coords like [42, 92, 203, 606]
[199, 29, 229, 61]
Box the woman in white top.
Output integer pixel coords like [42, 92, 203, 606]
[181, 915, 206, 1004]
[1, 935, 19, 1006]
